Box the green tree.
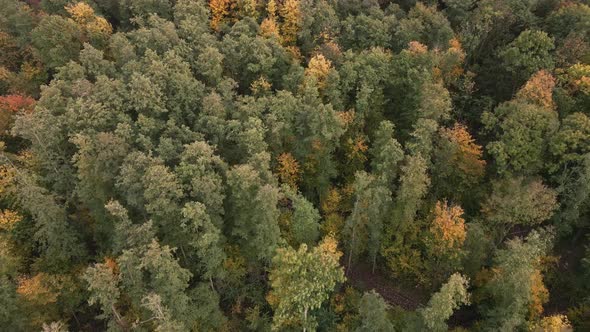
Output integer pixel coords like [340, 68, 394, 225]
[498, 30, 555, 89]
[419, 273, 470, 332]
[356, 291, 394, 332]
[481, 230, 553, 331]
[483, 99, 559, 175]
[370, 120, 404, 187]
[395, 3, 454, 51]
[282, 185, 321, 247]
[226, 163, 282, 263]
[345, 171, 392, 273]
[481, 177, 558, 242]
[30, 15, 82, 70]
[268, 236, 345, 331]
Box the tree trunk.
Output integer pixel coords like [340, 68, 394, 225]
[303, 306, 308, 332]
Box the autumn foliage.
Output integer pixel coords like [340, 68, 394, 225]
[430, 200, 467, 251]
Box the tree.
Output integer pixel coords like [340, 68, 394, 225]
[344, 171, 392, 273]
[281, 186, 321, 247]
[370, 120, 404, 187]
[481, 230, 553, 331]
[31, 15, 82, 70]
[268, 236, 345, 331]
[429, 201, 466, 254]
[293, 78, 345, 200]
[483, 99, 559, 175]
[65, 2, 112, 47]
[391, 155, 430, 231]
[498, 30, 555, 89]
[549, 113, 590, 173]
[419, 273, 470, 332]
[226, 164, 282, 263]
[395, 3, 454, 51]
[71, 131, 129, 228]
[180, 201, 226, 281]
[382, 155, 430, 281]
[432, 123, 485, 202]
[356, 291, 394, 332]
[209, 0, 231, 31]
[481, 177, 558, 242]
[276, 152, 300, 188]
[279, 0, 302, 45]
[85, 239, 196, 330]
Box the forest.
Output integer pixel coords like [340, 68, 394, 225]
[0, 0, 589, 330]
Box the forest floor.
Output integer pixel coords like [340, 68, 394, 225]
[346, 262, 426, 310]
[347, 262, 480, 327]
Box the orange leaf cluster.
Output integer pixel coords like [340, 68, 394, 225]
[430, 200, 466, 250]
[441, 123, 486, 178]
[17, 273, 59, 305]
[345, 136, 368, 164]
[408, 41, 428, 54]
[210, 0, 231, 31]
[529, 269, 549, 320]
[516, 70, 556, 109]
[0, 94, 35, 113]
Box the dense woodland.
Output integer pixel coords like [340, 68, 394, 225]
[1, 0, 590, 330]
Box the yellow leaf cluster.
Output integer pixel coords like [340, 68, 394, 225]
[66, 2, 112, 37]
[318, 234, 343, 261]
[441, 123, 486, 178]
[305, 54, 333, 90]
[529, 269, 549, 321]
[0, 165, 16, 196]
[250, 76, 272, 95]
[0, 209, 22, 231]
[430, 200, 466, 250]
[277, 152, 300, 188]
[260, 17, 281, 41]
[210, 0, 231, 31]
[562, 63, 590, 95]
[279, 0, 301, 45]
[267, 0, 277, 18]
[517, 70, 556, 110]
[17, 273, 59, 305]
[321, 187, 344, 239]
[533, 314, 573, 332]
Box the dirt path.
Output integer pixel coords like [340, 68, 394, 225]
[346, 263, 425, 310]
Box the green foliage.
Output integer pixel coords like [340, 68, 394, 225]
[395, 3, 454, 50]
[480, 230, 554, 331]
[268, 237, 345, 331]
[2, 0, 590, 330]
[420, 273, 470, 332]
[483, 100, 559, 175]
[356, 291, 394, 332]
[498, 30, 555, 87]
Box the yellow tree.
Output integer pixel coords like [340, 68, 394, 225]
[210, 0, 231, 31]
[276, 152, 300, 188]
[516, 70, 556, 110]
[65, 2, 112, 45]
[305, 54, 333, 93]
[279, 0, 301, 45]
[430, 200, 467, 253]
[261, 17, 281, 41]
[440, 123, 486, 179]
